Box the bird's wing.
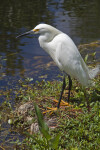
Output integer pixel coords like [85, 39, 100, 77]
[56, 35, 90, 85]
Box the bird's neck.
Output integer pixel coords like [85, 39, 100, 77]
[39, 27, 62, 43]
[39, 37, 58, 67]
[39, 33, 53, 43]
[38, 29, 62, 60]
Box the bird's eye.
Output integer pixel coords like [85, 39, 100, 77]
[33, 29, 39, 32]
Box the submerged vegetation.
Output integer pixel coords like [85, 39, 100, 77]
[0, 74, 100, 149]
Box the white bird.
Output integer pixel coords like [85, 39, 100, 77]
[16, 24, 99, 109]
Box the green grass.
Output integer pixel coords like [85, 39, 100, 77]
[19, 99, 99, 150]
[15, 76, 100, 149]
[0, 75, 100, 150]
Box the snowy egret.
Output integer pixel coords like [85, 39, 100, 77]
[16, 24, 99, 110]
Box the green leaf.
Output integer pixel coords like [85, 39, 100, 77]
[71, 147, 78, 150]
[91, 52, 96, 56]
[34, 103, 51, 140]
[34, 103, 44, 127]
[41, 128, 51, 140]
[84, 54, 88, 63]
[50, 134, 60, 149]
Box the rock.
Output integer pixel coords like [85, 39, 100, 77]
[26, 116, 33, 122]
[30, 117, 57, 134]
[30, 123, 39, 134]
[47, 117, 57, 129]
[15, 102, 58, 134]
[17, 102, 34, 116]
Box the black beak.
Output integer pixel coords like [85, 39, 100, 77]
[16, 30, 34, 38]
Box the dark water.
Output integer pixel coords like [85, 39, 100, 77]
[0, 0, 100, 86]
[0, 0, 100, 148]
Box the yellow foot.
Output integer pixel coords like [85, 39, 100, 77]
[43, 107, 58, 115]
[53, 99, 72, 107]
[43, 100, 72, 115]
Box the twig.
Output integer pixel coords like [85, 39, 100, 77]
[0, 145, 5, 150]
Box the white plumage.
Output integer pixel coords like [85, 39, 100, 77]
[33, 24, 99, 86]
[17, 23, 99, 108]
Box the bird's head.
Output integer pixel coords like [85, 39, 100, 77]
[33, 24, 51, 34]
[16, 24, 61, 39]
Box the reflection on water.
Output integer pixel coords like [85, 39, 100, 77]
[0, 0, 100, 85]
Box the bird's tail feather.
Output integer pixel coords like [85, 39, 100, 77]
[89, 65, 100, 79]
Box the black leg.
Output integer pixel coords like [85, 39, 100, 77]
[67, 75, 72, 103]
[57, 75, 66, 108]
